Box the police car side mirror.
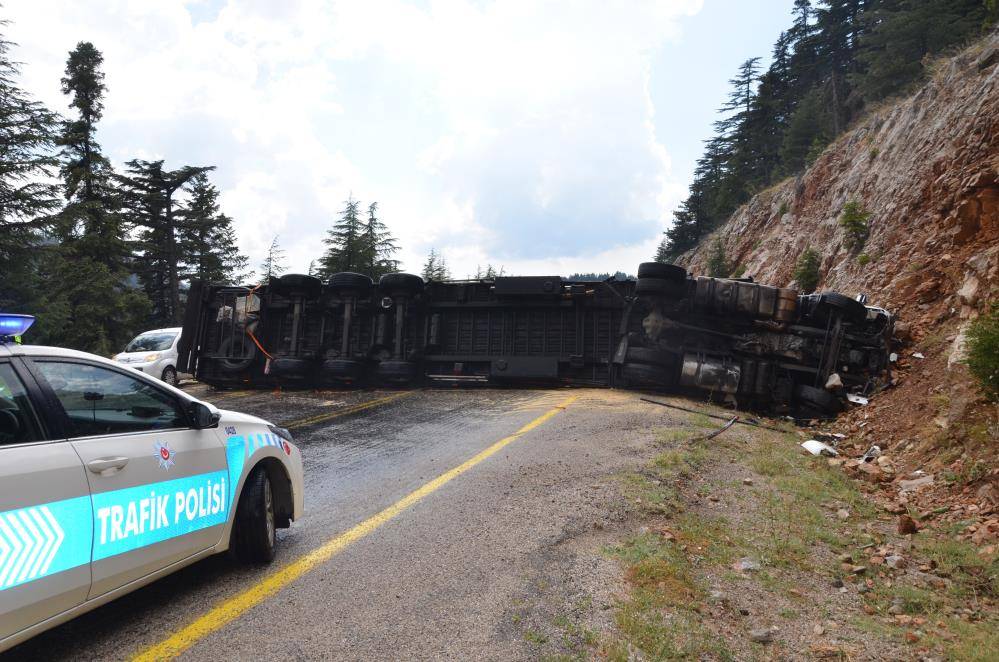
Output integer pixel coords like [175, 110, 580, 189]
[189, 401, 221, 429]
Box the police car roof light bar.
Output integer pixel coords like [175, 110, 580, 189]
[0, 314, 34, 342]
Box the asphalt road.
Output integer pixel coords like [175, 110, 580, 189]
[5, 386, 665, 661]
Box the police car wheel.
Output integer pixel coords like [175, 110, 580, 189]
[232, 467, 276, 563]
[161, 366, 177, 386]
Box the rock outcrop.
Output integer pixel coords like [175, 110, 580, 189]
[681, 32, 999, 469]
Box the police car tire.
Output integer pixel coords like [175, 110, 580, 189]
[232, 467, 276, 564]
[637, 262, 686, 283]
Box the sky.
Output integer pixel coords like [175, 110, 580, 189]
[6, 0, 793, 279]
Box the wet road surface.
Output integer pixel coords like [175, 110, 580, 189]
[5, 386, 668, 660]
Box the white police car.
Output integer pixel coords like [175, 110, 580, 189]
[0, 315, 304, 652]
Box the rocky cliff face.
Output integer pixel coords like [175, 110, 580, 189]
[681, 33, 999, 474]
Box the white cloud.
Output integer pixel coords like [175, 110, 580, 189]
[5, 0, 701, 278]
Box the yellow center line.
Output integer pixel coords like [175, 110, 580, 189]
[279, 391, 412, 430]
[132, 393, 578, 661]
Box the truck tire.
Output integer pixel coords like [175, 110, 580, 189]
[379, 272, 424, 295]
[621, 362, 672, 387]
[321, 359, 366, 382]
[625, 346, 676, 367]
[217, 336, 257, 372]
[328, 272, 373, 296]
[231, 467, 276, 564]
[268, 358, 312, 379]
[272, 273, 323, 297]
[805, 292, 867, 325]
[376, 360, 417, 385]
[794, 384, 842, 415]
[635, 277, 684, 297]
[637, 262, 686, 283]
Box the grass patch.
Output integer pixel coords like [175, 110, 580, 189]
[918, 537, 999, 599]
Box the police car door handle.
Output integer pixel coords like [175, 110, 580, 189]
[87, 456, 130, 475]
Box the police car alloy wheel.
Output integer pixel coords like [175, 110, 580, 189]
[232, 467, 276, 563]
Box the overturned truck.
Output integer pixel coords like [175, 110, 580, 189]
[178, 263, 894, 418]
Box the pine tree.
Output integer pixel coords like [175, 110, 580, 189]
[793, 247, 822, 293]
[706, 238, 729, 277]
[653, 237, 670, 263]
[421, 248, 450, 281]
[0, 22, 61, 330]
[119, 160, 213, 325]
[318, 196, 365, 277]
[179, 172, 249, 284]
[39, 41, 150, 354]
[259, 236, 286, 283]
[361, 202, 399, 278]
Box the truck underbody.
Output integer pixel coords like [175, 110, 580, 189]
[177, 263, 894, 419]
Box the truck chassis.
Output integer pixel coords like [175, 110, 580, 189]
[177, 263, 894, 418]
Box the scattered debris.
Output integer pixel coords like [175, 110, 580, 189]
[825, 373, 843, 390]
[837, 508, 850, 520]
[912, 352, 925, 359]
[802, 439, 839, 456]
[640, 398, 784, 431]
[742, 478, 754, 486]
[860, 445, 881, 462]
[749, 628, 774, 644]
[733, 557, 761, 573]
[694, 416, 738, 441]
[898, 475, 934, 492]
[885, 554, 907, 569]
[846, 393, 869, 405]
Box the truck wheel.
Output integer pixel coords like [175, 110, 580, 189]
[161, 366, 178, 386]
[794, 384, 842, 416]
[637, 262, 686, 283]
[232, 467, 276, 564]
[819, 292, 868, 324]
[377, 360, 417, 385]
[321, 359, 366, 382]
[328, 272, 373, 296]
[625, 346, 676, 367]
[621, 362, 672, 387]
[268, 358, 312, 379]
[635, 277, 684, 297]
[217, 336, 257, 372]
[272, 273, 323, 297]
[379, 272, 424, 295]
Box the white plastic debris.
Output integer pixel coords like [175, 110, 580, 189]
[889, 352, 898, 362]
[825, 373, 843, 390]
[861, 445, 882, 462]
[802, 439, 839, 457]
[846, 393, 870, 405]
[912, 352, 925, 359]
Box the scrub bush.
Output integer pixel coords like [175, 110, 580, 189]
[793, 247, 821, 294]
[967, 304, 999, 401]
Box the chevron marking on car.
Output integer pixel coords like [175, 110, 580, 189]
[0, 497, 91, 591]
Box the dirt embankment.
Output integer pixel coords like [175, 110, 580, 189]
[680, 33, 999, 519]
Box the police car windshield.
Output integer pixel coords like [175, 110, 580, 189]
[125, 332, 176, 352]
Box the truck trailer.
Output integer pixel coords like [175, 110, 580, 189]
[177, 263, 894, 419]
